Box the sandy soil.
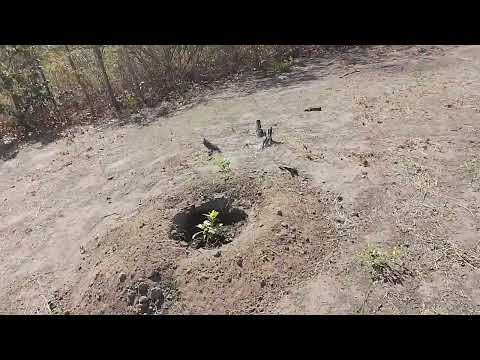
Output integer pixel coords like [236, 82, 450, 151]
[1, 45, 480, 314]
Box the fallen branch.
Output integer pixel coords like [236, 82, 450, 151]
[102, 212, 120, 219]
[440, 195, 476, 218]
[339, 69, 360, 79]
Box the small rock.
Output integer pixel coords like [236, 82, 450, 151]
[281, 222, 288, 228]
[259, 223, 264, 227]
[139, 222, 145, 229]
[148, 270, 161, 282]
[337, 195, 343, 202]
[107, 176, 114, 180]
[290, 226, 297, 232]
[127, 290, 136, 305]
[119, 273, 127, 283]
[276, 209, 283, 216]
[362, 159, 369, 167]
[260, 279, 266, 288]
[236, 257, 243, 267]
[149, 287, 164, 303]
[214, 251, 221, 257]
[136, 297, 150, 314]
[138, 282, 149, 296]
[335, 217, 345, 223]
[352, 212, 360, 217]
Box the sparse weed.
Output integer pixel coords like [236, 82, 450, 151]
[360, 244, 407, 284]
[192, 210, 224, 247]
[271, 56, 294, 74]
[119, 91, 139, 109]
[214, 155, 231, 173]
[464, 159, 480, 190]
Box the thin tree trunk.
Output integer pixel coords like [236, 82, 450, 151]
[65, 45, 96, 118]
[93, 46, 121, 115]
[10, 93, 35, 133]
[122, 46, 146, 106]
[35, 59, 64, 122]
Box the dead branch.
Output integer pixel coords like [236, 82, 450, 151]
[339, 69, 360, 79]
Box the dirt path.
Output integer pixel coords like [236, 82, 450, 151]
[2, 45, 480, 314]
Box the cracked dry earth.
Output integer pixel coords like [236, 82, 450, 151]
[2, 45, 480, 314]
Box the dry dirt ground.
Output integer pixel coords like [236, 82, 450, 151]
[2, 45, 480, 314]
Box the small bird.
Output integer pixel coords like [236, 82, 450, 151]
[203, 138, 221, 154]
[279, 166, 299, 177]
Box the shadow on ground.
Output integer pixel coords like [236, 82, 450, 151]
[0, 128, 66, 161]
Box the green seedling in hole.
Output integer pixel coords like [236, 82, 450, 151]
[192, 210, 223, 246]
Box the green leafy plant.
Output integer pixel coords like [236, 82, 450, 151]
[360, 245, 406, 284]
[120, 91, 139, 109]
[271, 56, 294, 74]
[214, 155, 231, 173]
[465, 159, 480, 190]
[192, 210, 223, 246]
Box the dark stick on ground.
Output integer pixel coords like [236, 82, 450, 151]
[305, 107, 322, 112]
[339, 69, 360, 79]
[262, 127, 273, 149]
[256, 120, 265, 137]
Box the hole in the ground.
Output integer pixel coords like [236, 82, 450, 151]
[169, 197, 248, 248]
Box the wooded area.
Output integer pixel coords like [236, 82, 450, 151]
[0, 45, 302, 143]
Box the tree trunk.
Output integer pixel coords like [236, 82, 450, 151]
[35, 59, 64, 122]
[122, 46, 146, 106]
[93, 46, 121, 115]
[65, 45, 96, 118]
[10, 93, 35, 133]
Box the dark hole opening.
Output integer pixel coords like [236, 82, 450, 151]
[169, 197, 248, 248]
